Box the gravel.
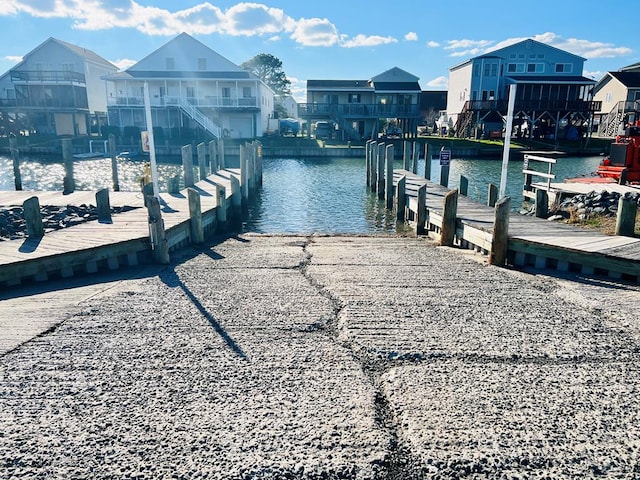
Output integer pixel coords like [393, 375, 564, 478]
[1, 234, 640, 478]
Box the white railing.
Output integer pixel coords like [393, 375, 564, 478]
[178, 97, 222, 138]
[107, 95, 259, 109]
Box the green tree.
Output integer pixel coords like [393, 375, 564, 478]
[241, 53, 291, 96]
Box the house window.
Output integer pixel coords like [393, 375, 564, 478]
[186, 86, 195, 98]
[634, 91, 640, 101]
[484, 63, 497, 76]
[243, 87, 251, 98]
[605, 92, 613, 103]
[348, 94, 361, 103]
[555, 63, 573, 73]
[507, 63, 525, 73]
[166, 57, 175, 70]
[222, 87, 231, 97]
[473, 64, 480, 77]
[198, 58, 207, 70]
[527, 63, 544, 73]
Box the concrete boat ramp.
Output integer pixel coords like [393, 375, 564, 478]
[1, 234, 640, 478]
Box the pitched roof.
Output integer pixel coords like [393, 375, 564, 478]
[370, 67, 419, 83]
[609, 71, 640, 88]
[10, 37, 116, 71]
[128, 32, 243, 73]
[307, 80, 371, 90]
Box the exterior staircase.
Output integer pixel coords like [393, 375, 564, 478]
[178, 98, 222, 139]
[598, 101, 640, 137]
[454, 102, 474, 138]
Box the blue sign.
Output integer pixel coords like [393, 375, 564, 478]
[439, 149, 451, 166]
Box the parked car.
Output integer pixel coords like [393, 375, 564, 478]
[314, 121, 333, 140]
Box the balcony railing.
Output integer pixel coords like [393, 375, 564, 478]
[10, 70, 86, 84]
[107, 95, 259, 109]
[463, 99, 602, 113]
[298, 103, 420, 118]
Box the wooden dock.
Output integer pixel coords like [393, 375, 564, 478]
[0, 167, 246, 288]
[393, 169, 640, 282]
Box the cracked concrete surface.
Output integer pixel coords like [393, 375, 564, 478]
[1, 234, 640, 478]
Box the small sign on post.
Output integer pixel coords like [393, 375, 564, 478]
[439, 148, 451, 166]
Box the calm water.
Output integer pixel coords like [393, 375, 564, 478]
[0, 153, 603, 234]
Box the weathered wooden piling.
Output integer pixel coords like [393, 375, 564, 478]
[365, 140, 372, 188]
[197, 142, 207, 180]
[95, 188, 111, 223]
[416, 184, 427, 236]
[108, 134, 120, 192]
[62, 138, 75, 194]
[209, 140, 219, 173]
[424, 143, 431, 180]
[411, 142, 419, 174]
[370, 143, 378, 191]
[439, 161, 450, 188]
[182, 144, 195, 188]
[23, 196, 44, 239]
[396, 175, 406, 221]
[403, 141, 411, 170]
[240, 144, 250, 205]
[377, 143, 385, 199]
[215, 184, 227, 230]
[535, 189, 549, 218]
[187, 187, 204, 244]
[9, 135, 22, 191]
[385, 144, 394, 209]
[219, 138, 226, 170]
[490, 196, 511, 266]
[459, 175, 468, 196]
[145, 195, 169, 264]
[440, 189, 458, 246]
[487, 183, 498, 207]
[229, 174, 242, 226]
[616, 195, 638, 237]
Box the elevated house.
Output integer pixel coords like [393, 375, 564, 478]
[0, 37, 117, 136]
[447, 39, 599, 140]
[299, 67, 421, 141]
[592, 63, 640, 137]
[102, 33, 274, 143]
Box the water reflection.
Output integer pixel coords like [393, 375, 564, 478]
[1, 152, 605, 235]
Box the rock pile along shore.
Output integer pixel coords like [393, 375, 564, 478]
[1, 235, 640, 479]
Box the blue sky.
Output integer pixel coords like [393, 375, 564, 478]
[0, 0, 637, 101]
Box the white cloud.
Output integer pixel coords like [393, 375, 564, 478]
[112, 58, 136, 71]
[341, 34, 397, 48]
[223, 2, 294, 36]
[405, 32, 418, 41]
[4, 55, 23, 64]
[290, 17, 340, 47]
[426, 76, 448, 88]
[426, 41, 440, 48]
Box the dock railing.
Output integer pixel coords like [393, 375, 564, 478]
[522, 154, 557, 202]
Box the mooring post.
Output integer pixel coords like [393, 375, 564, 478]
[403, 141, 411, 170]
[385, 144, 394, 209]
[215, 183, 227, 231]
[417, 183, 427, 236]
[487, 183, 498, 207]
[145, 195, 170, 264]
[209, 140, 218, 173]
[95, 188, 112, 223]
[618, 168, 628, 186]
[615, 195, 638, 237]
[365, 140, 372, 188]
[440, 162, 450, 188]
[370, 143, 378, 192]
[490, 196, 511, 266]
[229, 174, 242, 228]
[219, 138, 225, 170]
[255, 141, 263, 187]
[239, 144, 249, 205]
[411, 141, 419, 174]
[396, 175, 406, 221]
[108, 134, 119, 192]
[424, 143, 431, 180]
[23, 196, 44, 239]
[9, 134, 22, 191]
[187, 187, 204, 244]
[440, 189, 458, 246]
[377, 143, 385, 199]
[459, 175, 469, 196]
[197, 142, 207, 180]
[182, 144, 195, 188]
[62, 138, 75, 194]
[535, 189, 549, 218]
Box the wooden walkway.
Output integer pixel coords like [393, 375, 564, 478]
[0, 169, 242, 288]
[394, 169, 640, 282]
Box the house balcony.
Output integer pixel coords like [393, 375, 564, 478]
[464, 99, 601, 113]
[0, 97, 88, 111]
[298, 103, 420, 119]
[107, 95, 259, 110]
[10, 70, 86, 85]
